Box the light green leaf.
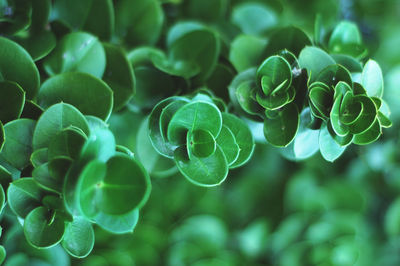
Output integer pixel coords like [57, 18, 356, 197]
[361, 59, 384, 98]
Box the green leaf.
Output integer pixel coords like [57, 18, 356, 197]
[94, 208, 139, 234]
[38, 72, 113, 121]
[43, 32, 106, 78]
[80, 128, 116, 163]
[235, 81, 263, 115]
[115, 0, 164, 46]
[148, 97, 187, 158]
[265, 26, 312, 56]
[160, 99, 190, 143]
[167, 101, 222, 145]
[174, 145, 228, 187]
[48, 126, 87, 161]
[263, 103, 299, 147]
[187, 129, 216, 158]
[353, 119, 381, 145]
[24, 206, 65, 248]
[231, 2, 278, 35]
[186, 0, 228, 22]
[216, 125, 240, 166]
[0, 164, 12, 189]
[319, 123, 346, 162]
[298, 46, 335, 83]
[0, 37, 40, 99]
[32, 162, 64, 193]
[0, 184, 5, 212]
[348, 95, 377, 134]
[361, 59, 384, 98]
[166, 22, 220, 82]
[257, 56, 292, 95]
[0, 245, 5, 264]
[51, 0, 114, 40]
[30, 148, 48, 168]
[331, 54, 363, 72]
[33, 103, 90, 150]
[1, 119, 35, 170]
[77, 154, 151, 218]
[222, 113, 255, 168]
[378, 111, 392, 128]
[7, 178, 45, 218]
[229, 35, 267, 72]
[15, 30, 57, 61]
[0, 81, 25, 123]
[316, 64, 352, 88]
[293, 109, 320, 160]
[0, 122, 3, 152]
[103, 43, 136, 111]
[328, 21, 366, 58]
[62, 217, 94, 258]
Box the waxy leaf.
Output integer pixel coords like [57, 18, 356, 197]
[115, 0, 164, 46]
[0, 81, 25, 124]
[293, 109, 320, 160]
[24, 206, 65, 248]
[30, 148, 48, 168]
[80, 128, 116, 163]
[48, 126, 87, 161]
[0, 122, 3, 152]
[216, 125, 240, 166]
[94, 208, 139, 234]
[265, 26, 312, 56]
[62, 217, 94, 258]
[353, 119, 381, 145]
[361, 60, 384, 98]
[236, 81, 263, 115]
[33, 103, 90, 150]
[257, 56, 292, 95]
[7, 178, 45, 218]
[263, 103, 299, 147]
[174, 145, 228, 187]
[230, 35, 267, 72]
[1, 119, 35, 170]
[222, 113, 255, 168]
[32, 162, 63, 193]
[103, 43, 136, 111]
[329, 21, 366, 58]
[319, 123, 346, 162]
[231, 2, 278, 35]
[298, 46, 335, 83]
[167, 101, 222, 145]
[16, 30, 57, 61]
[187, 129, 216, 158]
[44, 32, 106, 78]
[0, 37, 40, 99]
[21, 100, 43, 120]
[149, 97, 187, 158]
[78, 154, 151, 218]
[38, 72, 113, 121]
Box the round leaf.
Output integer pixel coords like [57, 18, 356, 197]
[1, 119, 35, 170]
[298, 46, 335, 83]
[0, 37, 40, 99]
[361, 59, 384, 98]
[319, 123, 346, 162]
[187, 129, 216, 158]
[94, 208, 139, 234]
[7, 178, 45, 218]
[33, 103, 90, 150]
[38, 72, 113, 120]
[174, 145, 228, 187]
[0, 81, 25, 123]
[43, 32, 106, 78]
[216, 125, 240, 166]
[62, 217, 94, 258]
[24, 206, 65, 248]
[103, 43, 136, 111]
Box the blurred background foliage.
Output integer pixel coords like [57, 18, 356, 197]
[2, 0, 400, 265]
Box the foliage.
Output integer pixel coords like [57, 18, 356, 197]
[0, 0, 398, 265]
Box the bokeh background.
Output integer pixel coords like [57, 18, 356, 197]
[3, 0, 400, 265]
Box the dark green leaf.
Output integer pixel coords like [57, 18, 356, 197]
[265, 26, 312, 56]
[353, 119, 381, 145]
[38, 72, 113, 120]
[216, 125, 240, 166]
[1, 119, 35, 170]
[94, 208, 139, 234]
[263, 103, 299, 147]
[33, 103, 90, 150]
[24, 206, 65, 248]
[7, 178, 45, 218]
[298, 46, 335, 83]
[43, 32, 106, 78]
[222, 113, 255, 168]
[48, 126, 87, 161]
[174, 145, 228, 187]
[187, 129, 216, 158]
[230, 35, 267, 72]
[0, 37, 40, 99]
[167, 101, 222, 145]
[62, 217, 94, 258]
[0, 81, 25, 123]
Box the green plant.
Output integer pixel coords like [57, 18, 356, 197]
[0, 0, 396, 264]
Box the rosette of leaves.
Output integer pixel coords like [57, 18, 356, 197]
[4, 103, 151, 258]
[230, 21, 391, 162]
[129, 21, 220, 85]
[148, 93, 254, 186]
